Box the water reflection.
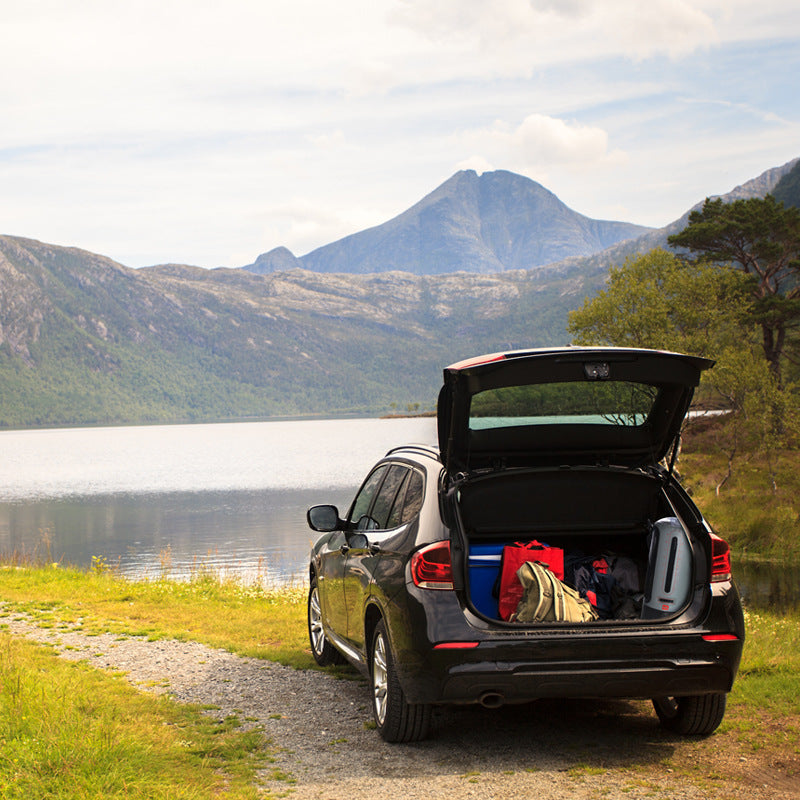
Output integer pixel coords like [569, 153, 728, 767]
[735, 560, 800, 614]
[2, 490, 796, 610]
[0, 417, 436, 583]
[0, 418, 796, 610]
[0, 417, 438, 500]
[0, 488, 353, 584]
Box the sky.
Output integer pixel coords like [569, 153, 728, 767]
[2, 0, 799, 269]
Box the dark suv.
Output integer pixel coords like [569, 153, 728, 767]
[306, 347, 745, 742]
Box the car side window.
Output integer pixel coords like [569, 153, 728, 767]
[370, 465, 409, 530]
[385, 472, 410, 530]
[386, 468, 425, 529]
[349, 465, 388, 530]
[399, 470, 424, 524]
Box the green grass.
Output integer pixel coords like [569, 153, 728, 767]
[681, 426, 800, 562]
[1, 564, 797, 720]
[731, 608, 800, 714]
[0, 564, 315, 670]
[0, 564, 797, 795]
[0, 631, 268, 799]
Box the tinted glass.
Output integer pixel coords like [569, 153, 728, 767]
[386, 472, 410, 530]
[370, 465, 409, 529]
[349, 465, 388, 529]
[469, 381, 659, 431]
[400, 471, 424, 524]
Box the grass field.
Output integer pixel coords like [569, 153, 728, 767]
[0, 623, 268, 799]
[1, 564, 798, 715]
[1, 565, 798, 796]
[681, 423, 800, 563]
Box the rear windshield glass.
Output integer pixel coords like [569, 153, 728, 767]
[469, 381, 659, 430]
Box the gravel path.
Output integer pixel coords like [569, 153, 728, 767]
[4, 614, 797, 799]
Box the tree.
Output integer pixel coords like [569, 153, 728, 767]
[568, 249, 751, 358]
[668, 195, 800, 387]
[568, 247, 778, 425]
[708, 345, 796, 493]
[569, 248, 799, 490]
[773, 159, 800, 209]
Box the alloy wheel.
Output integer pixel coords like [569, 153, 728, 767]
[372, 631, 389, 726]
[309, 586, 325, 656]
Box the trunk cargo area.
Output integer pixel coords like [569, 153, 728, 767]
[457, 467, 704, 624]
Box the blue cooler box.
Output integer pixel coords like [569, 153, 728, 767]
[468, 543, 504, 619]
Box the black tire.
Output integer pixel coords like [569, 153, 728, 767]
[307, 578, 345, 666]
[653, 693, 727, 736]
[370, 620, 431, 743]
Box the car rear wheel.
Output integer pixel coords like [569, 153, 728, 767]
[371, 620, 431, 742]
[307, 578, 345, 666]
[653, 693, 726, 736]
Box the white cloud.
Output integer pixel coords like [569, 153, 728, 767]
[600, 0, 718, 60]
[392, 0, 719, 66]
[0, 0, 798, 266]
[700, 0, 800, 41]
[455, 155, 496, 174]
[457, 114, 627, 178]
[304, 130, 349, 150]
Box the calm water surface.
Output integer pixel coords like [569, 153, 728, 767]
[0, 418, 795, 609]
[0, 418, 437, 583]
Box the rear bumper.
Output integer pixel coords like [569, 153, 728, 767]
[393, 584, 744, 706]
[438, 656, 735, 705]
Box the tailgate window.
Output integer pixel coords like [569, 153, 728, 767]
[469, 381, 659, 431]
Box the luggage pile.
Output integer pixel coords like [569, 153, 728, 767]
[467, 517, 693, 623]
[502, 542, 644, 622]
[468, 539, 647, 623]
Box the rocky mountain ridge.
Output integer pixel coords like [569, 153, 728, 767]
[1, 158, 797, 427]
[243, 170, 652, 276]
[0, 234, 573, 426]
[534, 156, 800, 280]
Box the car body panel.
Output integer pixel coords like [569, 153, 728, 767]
[390, 573, 744, 705]
[314, 531, 350, 641]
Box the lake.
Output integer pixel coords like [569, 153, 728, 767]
[0, 418, 795, 610]
[0, 418, 437, 583]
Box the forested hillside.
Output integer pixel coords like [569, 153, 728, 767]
[0, 237, 582, 427]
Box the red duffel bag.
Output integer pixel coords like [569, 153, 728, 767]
[498, 540, 565, 621]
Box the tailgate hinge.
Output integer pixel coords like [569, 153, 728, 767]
[667, 434, 681, 477]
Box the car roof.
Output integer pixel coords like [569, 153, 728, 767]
[384, 443, 441, 463]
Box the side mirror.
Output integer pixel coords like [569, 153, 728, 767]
[307, 505, 341, 532]
[348, 532, 370, 550]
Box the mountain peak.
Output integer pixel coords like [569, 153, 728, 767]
[242, 246, 302, 275]
[244, 170, 652, 277]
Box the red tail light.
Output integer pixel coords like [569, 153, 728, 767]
[411, 541, 453, 589]
[710, 533, 731, 583]
[433, 641, 480, 649]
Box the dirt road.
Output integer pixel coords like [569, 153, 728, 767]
[5, 616, 798, 799]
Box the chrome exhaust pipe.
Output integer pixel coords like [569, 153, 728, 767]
[479, 692, 504, 709]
